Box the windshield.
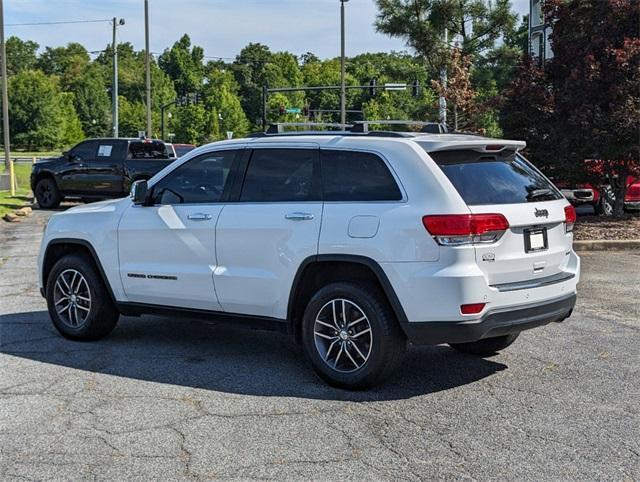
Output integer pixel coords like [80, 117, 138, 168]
[422, 147, 562, 205]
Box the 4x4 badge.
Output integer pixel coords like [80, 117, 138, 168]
[535, 208, 549, 218]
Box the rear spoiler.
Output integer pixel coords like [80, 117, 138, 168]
[421, 139, 526, 153]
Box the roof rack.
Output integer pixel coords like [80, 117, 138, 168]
[350, 120, 448, 134]
[265, 122, 350, 134]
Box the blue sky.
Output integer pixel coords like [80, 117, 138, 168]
[6, 0, 529, 59]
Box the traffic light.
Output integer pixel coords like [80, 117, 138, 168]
[279, 104, 285, 115]
[412, 80, 421, 98]
[302, 104, 310, 117]
[369, 78, 377, 96]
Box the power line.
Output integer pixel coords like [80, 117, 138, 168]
[6, 18, 111, 27]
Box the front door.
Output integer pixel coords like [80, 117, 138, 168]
[59, 140, 98, 193]
[215, 147, 322, 319]
[118, 149, 240, 310]
[83, 140, 126, 195]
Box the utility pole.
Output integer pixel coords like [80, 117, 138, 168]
[438, 28, 448, 125]
[0, 0, 10, 170]
[144, 0, 152, 137]
[340, 0, 349, 130]
[112, 17, 125, 138]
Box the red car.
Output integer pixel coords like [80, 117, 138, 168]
[555, 160, 640, 214]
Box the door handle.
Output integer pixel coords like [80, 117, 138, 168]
[187, 213, 212, 221]
[285, 212, 314, 221]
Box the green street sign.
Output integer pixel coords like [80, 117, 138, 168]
[286, 108, 302, 114]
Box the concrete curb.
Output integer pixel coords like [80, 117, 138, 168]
[574, 240, 640, 251]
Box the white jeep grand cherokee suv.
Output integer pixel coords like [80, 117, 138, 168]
[38, 127, 580, 389]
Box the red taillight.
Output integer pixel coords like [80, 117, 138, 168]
[461, 303, 486, 315]
[564, 205, 576, 233]
[422, 214, 509, 246]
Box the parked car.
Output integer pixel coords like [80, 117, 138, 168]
[166, 143, 197, 158]
[31, 138, 177, 209]
[555, 159, 640, 214]
[38, 125, 579, 389]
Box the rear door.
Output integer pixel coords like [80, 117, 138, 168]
[214, 146, 322, 319]
[427, 148, 572, 286]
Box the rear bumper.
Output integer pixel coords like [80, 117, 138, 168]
[401, 293, 576, 345]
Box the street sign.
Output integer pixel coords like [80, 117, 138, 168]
[286, 108, 302, 114]
[384, 83, 407, 91]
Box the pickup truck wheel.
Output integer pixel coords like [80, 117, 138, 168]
[449, 333, 519, 356]
[46, 254, 119, 341]
[301, 282, 406, 390]
[35, 178, 62, 209]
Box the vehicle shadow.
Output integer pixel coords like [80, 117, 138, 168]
[0, 310, 507, 402]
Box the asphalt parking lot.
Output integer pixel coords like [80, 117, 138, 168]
[1, 207, 638, 481]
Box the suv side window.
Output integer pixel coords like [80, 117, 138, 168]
[240, 149, 319, 202]
[68, 140, 98, 162]
[321, 150, 402, 201]
[152, 150, 237, 205]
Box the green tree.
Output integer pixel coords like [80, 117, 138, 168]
[232, 43, 273, 126]
[70, 64, 111, 137]
[8, 70, 74, 149]
[158, 34, 205, 97]
[375, 0, 516, 71]
[58, 92, 84, 146]
[204, 69, 249, 139]
[173, 104, 212, 144]
[5, 36, 39, 75]
[37, 42, 90, 89]
[118, 97, 146, 138]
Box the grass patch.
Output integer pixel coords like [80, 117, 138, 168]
[0, 189, 31, 218]
[0, 163, 33, 218]
[0, 162, 32, 190]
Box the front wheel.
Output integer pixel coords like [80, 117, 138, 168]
[35, 178, 62, 209]
[449, 333, 519, 356]
[46, 254, 119, 341]
[301, 282, 406, 390]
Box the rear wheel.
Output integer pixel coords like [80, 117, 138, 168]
[449, 333, 519, 356]
[35, 178, 62, 209]
[46, 254, 119, 341]
[302, 282, 405, 390]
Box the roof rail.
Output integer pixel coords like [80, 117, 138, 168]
[351, 120, 448, 134]
[265, 122, 350, 134]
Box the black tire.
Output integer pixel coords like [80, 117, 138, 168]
[301, 282, 406, 390]
[449, 333, 519, 356]
[46, 254, 119, 341]
[35, 177, 62, 209]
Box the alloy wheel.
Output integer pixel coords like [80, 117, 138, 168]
[313, 298, 373, 373]
[53, 269, 92, 328]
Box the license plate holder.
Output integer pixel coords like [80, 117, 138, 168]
[524, 227, 548, 253]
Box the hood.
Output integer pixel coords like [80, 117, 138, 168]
[65, 197, 129, 214]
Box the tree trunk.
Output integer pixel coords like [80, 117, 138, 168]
[454, 104, 458, 131]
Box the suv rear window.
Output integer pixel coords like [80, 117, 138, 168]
[424, 148, 562, 205]
[321, 150, 402, 201]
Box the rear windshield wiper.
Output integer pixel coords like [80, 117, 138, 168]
[526, 188, 554, 201]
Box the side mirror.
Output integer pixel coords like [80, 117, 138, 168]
[130, 179, 149, 205]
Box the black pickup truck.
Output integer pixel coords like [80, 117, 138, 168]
[31, 138, 178, 208]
